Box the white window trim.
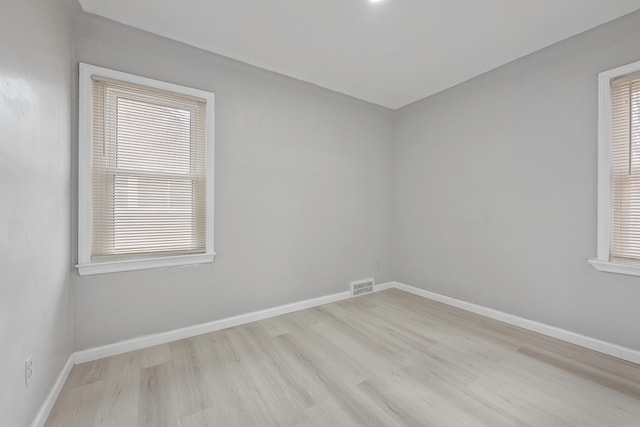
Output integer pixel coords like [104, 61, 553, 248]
[76, 63, 215, 276]
[589, 59, 640, 277]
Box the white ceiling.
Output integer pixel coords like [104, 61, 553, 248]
[78, 0, 640, 110]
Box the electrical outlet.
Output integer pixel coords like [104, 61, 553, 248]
[25, 355, 33, 387]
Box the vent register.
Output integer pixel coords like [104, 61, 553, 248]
[350, 279, 375, 296]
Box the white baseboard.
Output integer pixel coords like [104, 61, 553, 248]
[393, 281, 640, 365]
[31, 279, 640, 426]
[73, 280, 640, 365]
[75, 282, 394, 364]
[30, 354, 74, 427]
[373, 282, 395, 292]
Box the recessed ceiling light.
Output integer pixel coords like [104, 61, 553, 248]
[370, 0, 385, 3]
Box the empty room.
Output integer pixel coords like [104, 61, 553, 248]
[3, 0, 640, 425]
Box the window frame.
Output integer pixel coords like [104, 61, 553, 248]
[76, 63, 215, 276]
[589, 59, 640, 276]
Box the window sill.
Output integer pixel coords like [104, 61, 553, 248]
[588, 258, 640, 277]
[76, 253, 215, 276]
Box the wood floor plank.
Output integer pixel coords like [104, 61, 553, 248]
[138, 361, 180, 427]
[92, 353, 140, 427]
[45, 289, 640, 426]
[45, 380, 105, 427]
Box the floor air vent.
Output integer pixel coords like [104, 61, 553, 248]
[351, 278, 375, 297]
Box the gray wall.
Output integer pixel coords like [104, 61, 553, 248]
[72, 14, 394, 350]
[0, 0, 78, 425]
[394, 10, 640, 351]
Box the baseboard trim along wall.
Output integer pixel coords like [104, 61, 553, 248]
[33, 279, 640, 426]
[75, 281, 393, 363]
[393, 281, 640, 365]
[30, 355, 74, 427]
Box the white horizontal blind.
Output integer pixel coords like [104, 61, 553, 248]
[611, 71, 640, 260]
[91, 77, 207, 260]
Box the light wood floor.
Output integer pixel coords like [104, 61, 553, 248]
[45, 289, 640, 426]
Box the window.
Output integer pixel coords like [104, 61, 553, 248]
[589, 60, 640, 276]
[77, 63, 214, 275]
